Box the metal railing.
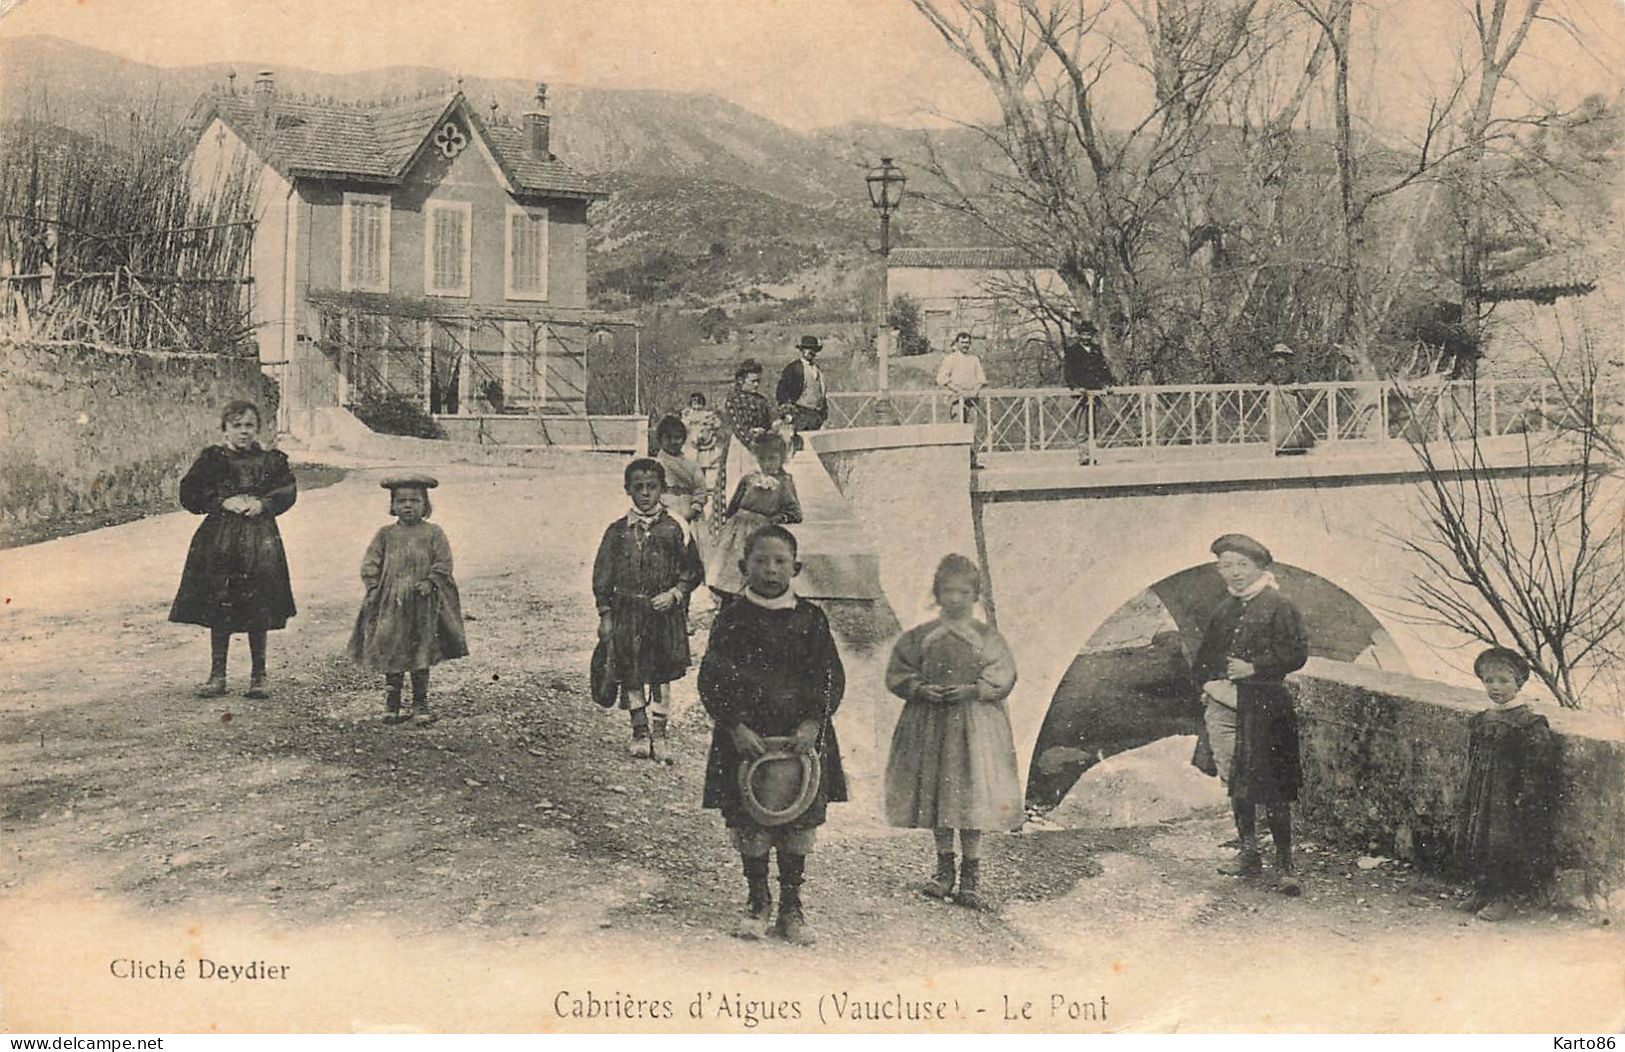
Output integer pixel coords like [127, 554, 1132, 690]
[825, 378, 1622, 461]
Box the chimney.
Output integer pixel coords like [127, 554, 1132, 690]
[524, 81, 550, 157]
[254, 70, 276, 96]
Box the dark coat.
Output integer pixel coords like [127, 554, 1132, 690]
[699, 596, 847, 828]
[591, 511, 703, 687]
[168, 444, 297, 631]
[1190, 586, 1309, 803]
[1062, 335, 1113, 391]
[775, 358, 828, 425]
[1454, 703, 1560, 893]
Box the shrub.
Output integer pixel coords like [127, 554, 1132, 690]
[889, 294, 931, 356]
[351, 391, 445, 439]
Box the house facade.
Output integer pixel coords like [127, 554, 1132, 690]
[886, 247, 1076, 353]
[189, 74, 619, 431]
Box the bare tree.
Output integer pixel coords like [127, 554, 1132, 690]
[909, 0, 1273, 380]
[1393, 357, 1623, 708]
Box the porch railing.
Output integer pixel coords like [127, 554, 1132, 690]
[825, 378, 1622, 461]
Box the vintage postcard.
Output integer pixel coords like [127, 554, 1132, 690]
[0, 0, 1622, 1035]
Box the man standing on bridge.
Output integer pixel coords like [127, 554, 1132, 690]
[1266, 343, 1317, 456]
[775, 335, 829, 434]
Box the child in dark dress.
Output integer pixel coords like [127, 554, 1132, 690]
[699, 525, 846, 945]
[593, 458, 704, 762]
[1454, 646, 1560, 922]
[169, 401, 297, 699]
[347, 476, 468, 724]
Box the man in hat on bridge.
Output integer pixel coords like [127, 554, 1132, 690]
[775, 334, 829, 434]
[1265, 342, 1317, 456]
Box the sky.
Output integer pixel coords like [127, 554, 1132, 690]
[0, 0, 1621, 131]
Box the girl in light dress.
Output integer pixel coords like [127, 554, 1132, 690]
[883, 554, 1022, 910]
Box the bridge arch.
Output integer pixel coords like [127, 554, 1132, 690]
[1025, 562, 1407, 809]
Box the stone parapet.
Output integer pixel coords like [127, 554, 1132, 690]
[1291, 658, 1625, 893]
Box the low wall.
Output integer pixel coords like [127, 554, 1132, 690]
[808, 423, 978, 631]
[434, 413, 646, 453]
[1292, 659, 1625, 891]
[0, 340, 278, 532]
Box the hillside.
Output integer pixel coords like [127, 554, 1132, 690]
[0, 34, 1006, 309]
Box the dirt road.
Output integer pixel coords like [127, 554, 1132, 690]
[1, 457, 1618, 1033]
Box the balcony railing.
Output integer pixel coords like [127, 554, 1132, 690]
[825, 378, 1622, 461]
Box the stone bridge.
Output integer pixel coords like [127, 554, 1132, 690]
[806, 419, 1609, 795]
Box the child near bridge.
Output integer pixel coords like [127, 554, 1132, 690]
[883, 554, 1022, 910]
[593, 458, 704, 762]
[699, 524, 846, 945]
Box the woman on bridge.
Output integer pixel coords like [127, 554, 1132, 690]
[1191, 534, 1310, 896]
[715, 359, 774, 527]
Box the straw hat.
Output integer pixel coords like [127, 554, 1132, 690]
[380, 473, 439, 490]
[737, 737, 821, 827]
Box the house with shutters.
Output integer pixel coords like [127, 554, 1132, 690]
[188, 73, 628, 436]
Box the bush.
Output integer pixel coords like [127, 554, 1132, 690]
[351, 391, 445, 439]
[889, 294, 932, 356]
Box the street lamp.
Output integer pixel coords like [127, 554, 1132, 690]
[866, 156, 906, 402]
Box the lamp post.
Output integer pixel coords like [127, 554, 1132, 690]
[866, 157, 906, 409]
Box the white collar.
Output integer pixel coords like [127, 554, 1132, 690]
[743, 585, 798, 610]
[1228, 571, 1279, 602]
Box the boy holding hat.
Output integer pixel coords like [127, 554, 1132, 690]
[698, 524, 847, 944]
[593, 458, 705, 761]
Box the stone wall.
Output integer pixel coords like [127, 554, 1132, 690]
[808, 423, 978, 632]
[434, 413, 646, 452]
[0, 340, 278, 534]
[1292, 659, 1625, 890]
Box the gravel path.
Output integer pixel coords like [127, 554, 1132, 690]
[1, 458, 1618, 1033]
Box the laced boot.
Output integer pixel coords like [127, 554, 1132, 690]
[1274, 846, 1302, 896]
[920, 852, 956, 900]
[735, 857, 773, 940]
[626, 706, 651, 758]
[383, 682, 405, 724]
[649, 712, 675, 765]
[1218, 845, 1263, 877]
[410, 672, 435, 725]
[955, 858, 987, 911]
[775, 854, 813, 946]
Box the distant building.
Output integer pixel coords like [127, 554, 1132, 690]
[188, 74, 622, 430]
[885, 247, 1076, 352]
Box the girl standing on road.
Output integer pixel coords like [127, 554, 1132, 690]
[169, 400, 298, 700]
[347, 475, 468, 724]
[883, 554, 1022, 910]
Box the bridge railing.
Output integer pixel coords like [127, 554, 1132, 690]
[824, 378, 1623, 460]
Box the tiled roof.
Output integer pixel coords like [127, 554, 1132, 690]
[887, 247, 1047, 270]
[193, 90, 605, 200]
[1477, 245, 1601, 303]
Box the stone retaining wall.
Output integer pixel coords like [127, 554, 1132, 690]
[1291, 659, 1625, 893]
[0, 340, 278, 534]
